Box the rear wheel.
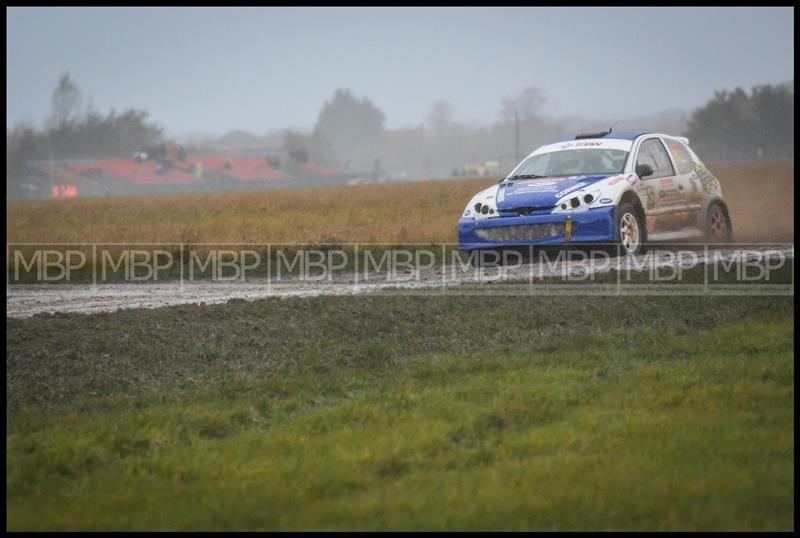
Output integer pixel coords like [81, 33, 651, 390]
[616, 202, 646, 256]
[705, 203, 732, 243]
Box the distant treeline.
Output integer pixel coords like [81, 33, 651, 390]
[685, 82, 794, 163]
[206, 82, 795, 178]
[6, 73, 164, 187]
[5, 73, 794, 199]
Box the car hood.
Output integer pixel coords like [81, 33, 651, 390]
[495, 174, 614, 209]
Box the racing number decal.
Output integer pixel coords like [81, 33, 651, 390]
[646, 185, 656, 210]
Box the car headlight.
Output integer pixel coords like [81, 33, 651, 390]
[554, 189, 601, 212]
[464, 198, 497, 219]
[473, 202, 495, 216]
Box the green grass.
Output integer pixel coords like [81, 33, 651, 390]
[6, 295, 795, 530]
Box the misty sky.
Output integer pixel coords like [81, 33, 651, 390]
[6, 7, 794, 137]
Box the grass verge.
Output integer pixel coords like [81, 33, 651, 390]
[6, 295, 795, 530]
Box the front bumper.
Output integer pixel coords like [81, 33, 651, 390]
[458, 206, 616, 250]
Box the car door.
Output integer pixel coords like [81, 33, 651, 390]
[661, 137, 704, 229]
[633, 137, 688, 234]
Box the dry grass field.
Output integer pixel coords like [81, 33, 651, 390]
[6, 162, 793, 247]
[6, 177, 490, 247]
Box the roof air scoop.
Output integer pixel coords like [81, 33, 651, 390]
[575, 122, 616, 140]
[575, 130, 610, 140]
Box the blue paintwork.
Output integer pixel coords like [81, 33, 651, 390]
[458, 206, 617, 251]
[497, 174, 613, 209]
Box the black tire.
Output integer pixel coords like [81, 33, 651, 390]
[615, 202, 646, 256]
[705, 202, 733, 243]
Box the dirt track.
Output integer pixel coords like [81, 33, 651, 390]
[6, 246, 793, 318]
[715, 162, 794, 243]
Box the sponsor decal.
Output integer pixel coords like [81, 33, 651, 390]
[538, 139, 633, 156]
[464, 209, 471, 216]
[555, 182, 588, 199]
[660, 177, 674, 185]
[608, 174, 637, 186]
[658, 187, 683, 205]
[511, 180, 559, 194]
[599, 197, 613, 204]
[558, 141, 603, 150]
[693, 162, 720, 193]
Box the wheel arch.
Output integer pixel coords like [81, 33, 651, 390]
[617, 189, 648, 241]
[702, 196, 733, 239]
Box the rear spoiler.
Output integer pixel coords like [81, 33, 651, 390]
[675, 136, 690, 146]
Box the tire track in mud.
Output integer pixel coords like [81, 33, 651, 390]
[6, 246, 793, 318]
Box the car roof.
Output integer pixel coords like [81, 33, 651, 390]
[548, 131, 650, 144]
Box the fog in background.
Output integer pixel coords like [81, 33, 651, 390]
[6, 7, 794, 198]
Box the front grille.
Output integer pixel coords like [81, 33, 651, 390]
[475, 222, 565, 242]
[498, 206, 555, 216]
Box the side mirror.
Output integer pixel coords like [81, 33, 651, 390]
[636, 163, 654, 178]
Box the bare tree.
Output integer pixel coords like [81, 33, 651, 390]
[499, 86, 545, 123]
[48, 72, 82, 129]
[426, 100, 455, 139]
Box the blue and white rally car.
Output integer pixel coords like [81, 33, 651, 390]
[458, 130, 732, 257]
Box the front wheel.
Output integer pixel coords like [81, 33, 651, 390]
[616, 202, 646, 256]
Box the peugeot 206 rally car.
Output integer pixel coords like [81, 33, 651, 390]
[458, 130, 733, 258]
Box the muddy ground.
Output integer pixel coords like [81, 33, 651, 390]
[6, 246, 793, 318]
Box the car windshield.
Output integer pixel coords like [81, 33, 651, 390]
[507, 148, 628, 179]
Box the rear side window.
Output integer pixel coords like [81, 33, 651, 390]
[636, 138, 675, 179]
[664, 139, 696, 175]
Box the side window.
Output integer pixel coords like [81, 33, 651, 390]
[665, 139, 695, 175]
[636, 139, 675, 179]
